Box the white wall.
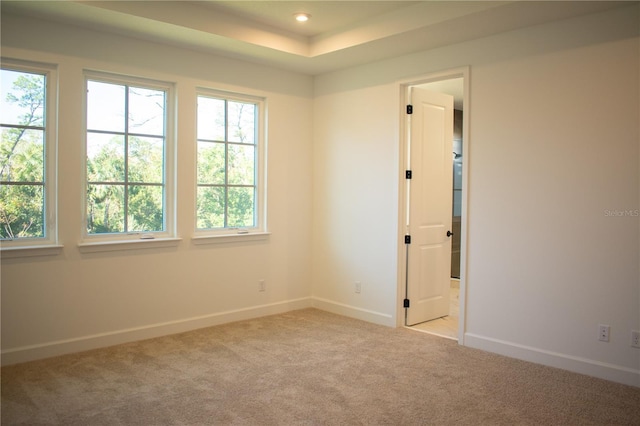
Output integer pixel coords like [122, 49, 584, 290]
[311, 83, 400, 325]
[1, 15, 314, 363]
[312, 4, 639, 386]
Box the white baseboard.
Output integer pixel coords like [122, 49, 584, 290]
[1, 297, 313, 366]
[464, 333, 640, 388]
[311, 297, 395, 327]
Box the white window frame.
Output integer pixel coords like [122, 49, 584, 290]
[0, 58, 61, 257]
[79, 70, 177, 250]
[193, 88, 268, 244]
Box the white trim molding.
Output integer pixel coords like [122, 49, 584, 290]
[465, 333, 640, 388]
[312, 297, 395, 327]
[1, 297, 312, 366]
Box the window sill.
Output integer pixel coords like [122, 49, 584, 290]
[1, 244, 64, 259]
[191, 232, 271, 245]
[78, 237, 182, 253]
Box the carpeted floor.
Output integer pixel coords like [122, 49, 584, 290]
[2, 308, 640, 425]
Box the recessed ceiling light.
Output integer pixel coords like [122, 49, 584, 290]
[294, 13, 311, 22]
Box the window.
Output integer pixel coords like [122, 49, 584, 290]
[0, 60, 57, 248]
[196, 90, 265, 235]
[84, 72, 174, 240]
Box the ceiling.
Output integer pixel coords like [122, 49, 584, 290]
[2, 1, 632, 75]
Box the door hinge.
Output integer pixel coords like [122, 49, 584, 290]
[404, 235, 411, 244]
[403, 298, 410, 308]
[405, 170, 412, 179]
[406, 104, 413, 114]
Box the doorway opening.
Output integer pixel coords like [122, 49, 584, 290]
[398, 68, 468, 343]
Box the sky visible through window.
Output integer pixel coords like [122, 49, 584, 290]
[1, 70, 42, 125]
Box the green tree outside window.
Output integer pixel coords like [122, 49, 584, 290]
[0, 69, 46, 240]
[196, 95, 257, 230]
[86, 79, 166, 234]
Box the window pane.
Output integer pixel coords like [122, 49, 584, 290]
[128, 87, 165, 136]
[197, 186, 224, 229]
[87, 81, 125, 133]
[87, 133, 125, 182]
[228, 101, 255, 144]
[129, 136, 163, 183]
[1, 68, 47, 242]
[0, 184, 44, 239]
[87, 184, 125, 234]
[228, 144, 254, 185]
[197, 141, 225, 185]
[195, 91, 261, 232]
[197, 97, 225, 141]
[1, 128, 44, 182]
[86, 74, 171, 237]
[228, 187, 254, 227]
[128, 185, 163, 232]
[0, 70, 45, 127]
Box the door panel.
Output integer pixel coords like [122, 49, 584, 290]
[406, 87, 453, 326]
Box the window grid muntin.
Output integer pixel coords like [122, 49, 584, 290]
[0, 66, 48, 241]
[196, 93, 259, 231]
[86, 76, 167, 235]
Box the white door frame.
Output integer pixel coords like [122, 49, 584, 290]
[396, 67, 470, 345]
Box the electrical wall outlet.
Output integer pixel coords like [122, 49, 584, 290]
[598, 324, 610, 342]
[354, 281, 362, 294]
[631, 330, 640, 348]
[258, 279, 266, 292]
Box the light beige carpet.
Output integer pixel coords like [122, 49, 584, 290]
[2, 308, 640, 425]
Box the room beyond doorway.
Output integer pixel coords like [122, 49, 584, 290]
[399, 69, 468, 343]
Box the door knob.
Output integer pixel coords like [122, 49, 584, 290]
[447, 230, 453, 237]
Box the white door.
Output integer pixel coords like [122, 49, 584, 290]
[405, 87, 454, 326]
